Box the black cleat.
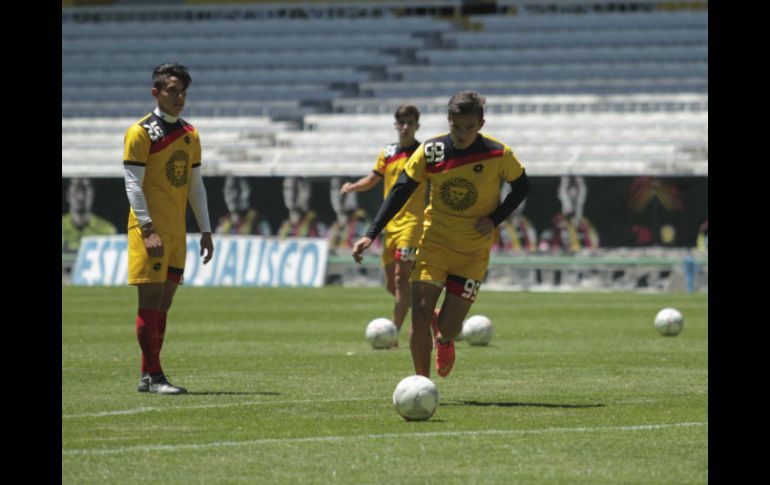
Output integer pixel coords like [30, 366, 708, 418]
[142, 374, 187, 394]
[137, 373, 151, 393]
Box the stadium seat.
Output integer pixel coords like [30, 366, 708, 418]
[62, 2, 707, 178]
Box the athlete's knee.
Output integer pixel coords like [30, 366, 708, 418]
[137, 283, 165, 309]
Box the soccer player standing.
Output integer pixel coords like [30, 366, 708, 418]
[123, 63, 214, 394]
[352, 91, 529, 377]
[340, 105, 426, 345]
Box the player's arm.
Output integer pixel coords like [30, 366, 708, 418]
[340, 171, 382, 194]
[476, 170, 531, 236]
[124, 163, 163, 257]
[366, 170, 419, 239]
[188, 164, 214, 264]
[352, 171, 419, 263]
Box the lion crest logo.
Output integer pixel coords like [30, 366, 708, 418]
[440, 177, 477, 211]
[166, 150, 190, 187]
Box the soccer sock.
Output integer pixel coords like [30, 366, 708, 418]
[136, 308, 164, 376]
[157, 311, 167, 351]
[152, 311, 168, 369]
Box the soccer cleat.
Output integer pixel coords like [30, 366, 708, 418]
[137, 374, 151, 393]
[148, 373, 188, 394]
[435, 338, 456, 377]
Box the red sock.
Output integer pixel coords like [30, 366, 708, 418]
[152, 311, 168, 366]
[136, 308, 164, 375]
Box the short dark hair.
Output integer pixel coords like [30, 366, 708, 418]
[448, 91, 485, 119]
[395, 105, 420, 122]
[152, 62, 191, 90]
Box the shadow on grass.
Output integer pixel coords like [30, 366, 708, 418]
[184, 391, 282, 396]
[401, 419, 448, 423]
[445, 400, 605, 409]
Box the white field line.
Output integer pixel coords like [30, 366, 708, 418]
[62, 398, 379, 419]
[62, 421, 706, 456]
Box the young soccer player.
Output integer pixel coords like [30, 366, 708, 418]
[352, 91, 530, 377]
[123, 63, 214, 394]
[340, 105, 426, 345]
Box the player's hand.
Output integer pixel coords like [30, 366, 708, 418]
[340, 182, 354, 194]
[474, 216, 496, 236]
[142, 227, 164, 258]
[352, 236, 373, 264]
[200, 232, 214, 265]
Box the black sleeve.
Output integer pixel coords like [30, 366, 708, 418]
[490, 170, 530, 226]
[365, 171, 419, 239]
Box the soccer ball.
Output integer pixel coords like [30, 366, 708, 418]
[461, 315, 493, 346]
[392, 375, 439, 421]
[654, 308, 684, 336]
[365, 318, 398, 349]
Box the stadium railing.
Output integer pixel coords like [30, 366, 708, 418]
[325, 249, 708, 292]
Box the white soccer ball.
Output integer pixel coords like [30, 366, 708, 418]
[365, 318, 398, 349]
[461, 315, 493, 346]
[654, 308, 684, 336]
[392, 375, 439, 421]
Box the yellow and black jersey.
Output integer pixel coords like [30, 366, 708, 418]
[374, 142, 426, 235]
[123, 112, 201, 236]
[405, 133, 525, 253]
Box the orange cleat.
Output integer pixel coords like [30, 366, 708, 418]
[435, 338, 455, 377]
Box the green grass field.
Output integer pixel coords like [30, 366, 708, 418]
[62, 286, 707, 484]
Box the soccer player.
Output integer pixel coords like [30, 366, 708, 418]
[352, 91, 530, 377]
[340, 105, 426, 344]
[123, 63, 214, 394]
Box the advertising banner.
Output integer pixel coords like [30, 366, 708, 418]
[72, 235, 328, 287]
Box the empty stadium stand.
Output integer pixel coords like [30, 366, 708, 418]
[62, 0, 708, 178]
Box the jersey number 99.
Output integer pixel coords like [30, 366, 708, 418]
[462, 278, 480, 302]
[424, 142, 445, 164]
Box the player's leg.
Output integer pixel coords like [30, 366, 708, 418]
[432, 248, 487, 377]
[409, 240, 450, 376]
[438, 274, 481, 342]
[392, 226, 420, 339]
[382, 232, 397, 297]
[392, 259, 412, 333]
[156, 266, 183, 351]
[382, 262, 405, 348]
[410, 281, 444, 377]
[128, 224, 167, 387]
[136, 282, 166, 381]
[129, 228, 186, 394]
[140, 275, 185, 394]
[143, 239, 188, 394]
[431, 275, 479, 378]
[383, 262, 396, 296]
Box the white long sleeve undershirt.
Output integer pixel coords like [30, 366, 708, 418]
[124, 164, 151, 227]
[188, 166, 212, 233]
